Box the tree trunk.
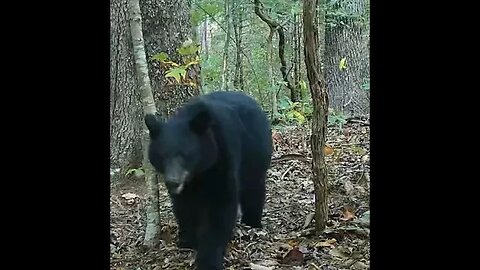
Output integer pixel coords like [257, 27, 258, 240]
[254, 0, 298, 102]
[127, 0, 160, 247]
[140, 0, 201, 117]
[295, 13, 305, 101]
[110, 0, 144, 183]
[232, 1, 244, 91]
[267, 26, 278, 120]
[221, 0, 232, 91]
[139, 0, 201, 247]
[303, 0, 329, 234]
[325, 0, 370, 116]
[201, 19, 209, 61]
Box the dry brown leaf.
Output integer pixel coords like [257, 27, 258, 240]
[324, 145, 334, 155]
[340, 206, 356, 221]
[315, 238, 337, 248]
[288, 239, 300, 247]
[281, 247, 304, 265]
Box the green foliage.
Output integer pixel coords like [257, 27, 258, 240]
[339, 57, 347, 71]
[276, 96, 313, 125]
[178, 41, 200, 56]
[290, 2, 302, 16]
[362, 78, 370, 91]
[125, 168, 145, 178]
[328, 108, 347, 129]
[165, 67, 187, 83]
[200, 54, 223, 93]
[299, 80, 308, 100]
[191, 0, 368, 124]
[152, 52, 169, 62]
[191, 1, 222, 27]
[152, 41, 200, 85]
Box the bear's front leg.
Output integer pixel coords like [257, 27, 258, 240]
[169, 192, 199, 250]
[195, 202, 237, 270]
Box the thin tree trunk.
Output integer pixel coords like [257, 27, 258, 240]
[293, 13, 301, 100]
[135, 0, 200, 247]
[202, 19, 209, 60]
[127, 0, 160, 247]
[267, 26, 278, 120]
[295, 13, 305, 101]
[221, 0, 232, 91]
[254, 0, 298, 102]
[233, 1, 244, 91]
[303, 0, 329, 234]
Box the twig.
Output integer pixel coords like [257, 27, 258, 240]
[272, 153, 310, 163]
[280, 166, 293, 181]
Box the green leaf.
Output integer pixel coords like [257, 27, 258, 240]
[125, 168, 144, 177]
[339, 57, 347, 70]
[133, 169, 145, 178]
[299, 80, 307, 91]
[278, 97, 291, 110]
[362, 78, 370, 91]
[165, 67, 187, 83]
[178, 44, 200, 56]
[152, 52, 169, 62]
[292, 110, 305, 124]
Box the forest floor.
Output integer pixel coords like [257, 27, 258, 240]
[111, 118, 370, 270]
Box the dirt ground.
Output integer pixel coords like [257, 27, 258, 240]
[110, 119, 370, 270]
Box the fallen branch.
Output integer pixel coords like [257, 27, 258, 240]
[272, 153, 311, 163]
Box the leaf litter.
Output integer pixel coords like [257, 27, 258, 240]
[111, 119, 370, 269]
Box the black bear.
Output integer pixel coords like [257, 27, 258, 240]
[145, 91, 272, 270]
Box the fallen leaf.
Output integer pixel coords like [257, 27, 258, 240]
[252, 260, 278, 267]
[303, 213, 315, 229]
[250, 261, 278, 270]
[352, 261, 368, 270]
[324, 145, 334, 155]
[315, 238, 337, 248]
[288, 239, 300, 247]
[281, 247, 304, 265]
[121, 193, 138, 200]
[250, 263, 274, 270]
[340, 206, 355, 221]
[343, 180, 355, 195]
[329, 245, 351, 258]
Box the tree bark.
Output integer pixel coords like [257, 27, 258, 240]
[127, 0, 160, 247]
[303, 0, 329, 234]
[201, 19, 209, 60]
[232, 1, 244, 91]
[140, 0, 201, 118]
[221, 0, 232, 91]
[140, 0, 201, 247]
[110, 0, 144, 182]
[267, 26, 278, 120]
[325, 0, 370, 116]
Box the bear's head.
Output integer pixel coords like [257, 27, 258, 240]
[144, 106, 218, 194]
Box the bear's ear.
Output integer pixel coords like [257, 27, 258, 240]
[189, 108, 212, 135]
[145, 113, 161, 138]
